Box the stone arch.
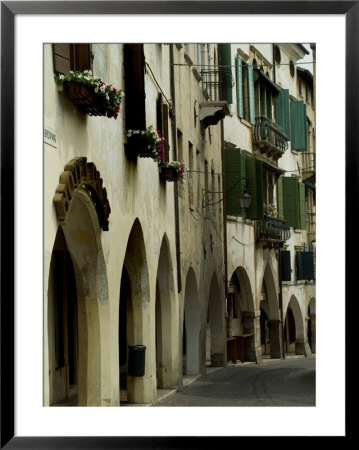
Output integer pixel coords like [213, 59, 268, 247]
[260, 263, 281, 358]
[119, 218, 151, 404]
[155, 233, 178, 388]
[183, 268, 200, 375]
[284, 295, 311, 356]
[207, 272, 225, 367]
[48, 187, 110, 406]
[307, 297, 316, 353]
[226, 267, 260, 363]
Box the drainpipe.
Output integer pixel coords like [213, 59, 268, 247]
[170, 45, 182, 294]
[273, 44, 276, 84]
[278, 248, 285, 359]
[170, 44, 183, 391]
[221, 120, 228, 300]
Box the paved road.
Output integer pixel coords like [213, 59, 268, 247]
[155, 355, 316, 407]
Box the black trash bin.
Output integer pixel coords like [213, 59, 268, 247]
[128, 345, 146, 377]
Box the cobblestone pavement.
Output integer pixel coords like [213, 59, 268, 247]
[155, 355, 316, 407]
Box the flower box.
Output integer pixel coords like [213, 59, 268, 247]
[125, 134, 155, 158]
[56, 71, 124, 120]
[65, 81, 112, 117]
[160, 166, 180, 182]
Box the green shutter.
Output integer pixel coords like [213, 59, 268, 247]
[225, 148, 245, 216]
[299, 182, 306, 230]
[278, 175, 284, 220]
[296, 251, 315, 280]
[296, 251, 304, 280]
[290, 100, 307, 151]
[275, 89, 290, 138]
[235, 54, 243, 118]
[283, 177, 299, 228]
[247, 64, 256, 125]
[280, 250, 291, 282]
[245, 156, 263, 219]
[219, 44, 233, 105]
[302, 251, 315, 280]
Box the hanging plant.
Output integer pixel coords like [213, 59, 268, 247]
[263, 203, 279, 217]
[55, 70, 124, 119]
[159, 161, 188, 183]
[126, 126, 167, 158]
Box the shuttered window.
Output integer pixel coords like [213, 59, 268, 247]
[275, 88, 290, 138]
[277, 175, 284, 220]
[235, 54, 243, 119]
[157, 94, 170, 162]
[299, 182, 306, 230]
[124, 44, 146, 131]
[224, 148, 246, 217]
[53, 44, 91, 74]
[245, 156, 263, 219]
[278, 176, 307, 229]
[280, 250, 291, 282]
[296, 251, 315, 280]
[247, 65, 256, 125]
[219, 44, 233, 105]
[290, 100, 307, 151]
[282, 176, 300, 228]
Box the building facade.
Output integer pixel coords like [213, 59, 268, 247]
[44, 42, 315, 407]
[222, 43, 316, 363]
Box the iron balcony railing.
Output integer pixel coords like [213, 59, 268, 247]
[200, 68, 233, 102]
[253, 115, 289, 155]
[256, 216, 291, 244]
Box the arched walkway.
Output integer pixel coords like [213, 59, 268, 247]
[48, 188, 110, 406]
[118, 219, 151, 404]
[284, 295, 311, 356]
[155, 234, 178, 389]
[183, 268, 200, 375]
[259, 263, 281, 358]
[307, 297, 316, 353]
[206, 273, 225, 367]
[227, 268, 260, 363]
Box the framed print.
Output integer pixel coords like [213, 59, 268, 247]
[1, 1, 353, 447]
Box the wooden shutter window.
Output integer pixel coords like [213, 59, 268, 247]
[245, 156, 263, 219]
[235, 54, 243, 119]
[299, 182, 307, 230]
[296, 251, 315, 280]
[124, 44, 146, 131]
[280, 250, 291, 282]
[53, 43, 72, 74]
[283, 176, 299, 228]
[275, 89, 290, 138]
[73, 44, 91, 73]
[247, 64, 256, 125]
[224, 148, 245, 217]
[162, 103, 170, 162]
[219, 44, 233, 105]
[53, 44, 91, 75]
[290, 100, 307, 151]
[277, 175, 284, 220]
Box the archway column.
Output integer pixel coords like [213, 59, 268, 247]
[268, 319, 283, 358]
[295, 337, 312, 356]
[242, 310, 262, 363]
[310, 313, 316, 353]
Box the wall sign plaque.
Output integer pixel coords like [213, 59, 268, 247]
[53, 157, 111, 231]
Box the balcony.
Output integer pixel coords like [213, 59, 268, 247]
[255, 216, 291, 248]
[253, 115, 289, 162]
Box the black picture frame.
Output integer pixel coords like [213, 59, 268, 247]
[1, 1, 353, 448]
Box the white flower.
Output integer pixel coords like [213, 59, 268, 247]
[120, 91, 125, 97]
[100, 85, 106, 93]
[59, 74, 65, 80]
[94, 87, 99, 93]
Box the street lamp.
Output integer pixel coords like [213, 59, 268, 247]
[239, 187, 251, 213]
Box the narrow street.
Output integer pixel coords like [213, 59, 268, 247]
[155, 355, 315, 407]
